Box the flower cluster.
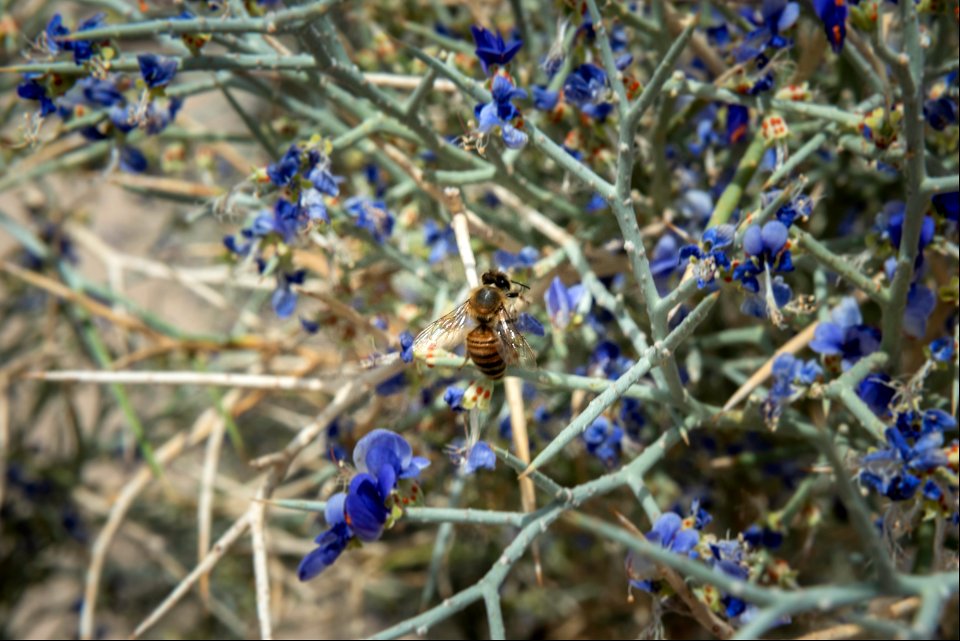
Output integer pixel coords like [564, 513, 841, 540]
[734, 221, 795, 326]
[17, 15, 182, 171]
[859, 410, 957, 505]
[223, 140, 342, 318]
[298, 430, 429, 581]
[763, 354, 822, 428]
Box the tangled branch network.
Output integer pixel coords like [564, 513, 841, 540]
[1, 0, 958, 639]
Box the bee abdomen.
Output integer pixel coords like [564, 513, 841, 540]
[467, 326, 506, 380]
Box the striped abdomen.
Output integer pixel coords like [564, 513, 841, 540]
[467, 324, 505, 380]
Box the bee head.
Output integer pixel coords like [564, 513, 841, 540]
[482, 270, 513, 292]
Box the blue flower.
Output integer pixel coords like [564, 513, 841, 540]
[741, 221, 793, 275]
[650, 234, 681, 294]
[78, 76, 125, 108]
[582, 417, 623, 467]
[920, 409, 957, 435]
[298, 430, 426, 580]
[627, 512, 700, 593]
[271, 269, 305, 318]
[727, 104, 750, 144]
[544, 277, 584, 330]
[475, 75, 529, 149]
[809, 298, 881, 370]
[344, 197, 395, 243]
[494, 246, 539, 270]
[423, 220, 456, 265]
[71, 13, 107, 64]
[904, 284, 936, 339]
[267, 144, 301, 187]
[297, 522, 350, 581]
[353, 428, 430, 482]
[881, 202, 935, 257]
[461, 441, 497, 475]
[399, 331, 415, 364]
[137, 54, 179, 89]
[929, 337, 956, 363]
[735, 1, 800, 65]
[582, 102, 615, 123]
[588, 341, 635, 380]
[743, 524, 784, 550]
[812, 0, 848, 53]
[470, 25, 523, 75]
[857, 373, 896, 417]
[619, 398, 645, 438]
[253, 198, 301, 244]
[16, 76, 57, 117]
[515, 313, 545, 337]
[563, 64, 608, 109]
[119, 146, 148, 174]
[584, 193, 608, 212]
[308, 166, 343, 197]
[924, 96, 958, 131]
[343, 473, 392, 542]
[43, 13, 106, 64]
[932, 192, 958, 222]
[679, 225, 735, 288]
[443, 386, 466, 412]
[44, 14, 71, 55]
[532, 86, 560, 111]
[763, 354, 821, 425]
[860, 427, 949, 501]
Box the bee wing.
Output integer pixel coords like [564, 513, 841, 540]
[494, 307, 537, 369]
[413, 300, 473, 354]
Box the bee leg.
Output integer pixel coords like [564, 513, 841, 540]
[458, 355, 471, 370]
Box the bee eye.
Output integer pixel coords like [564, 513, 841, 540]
[496, 276, 510, 290]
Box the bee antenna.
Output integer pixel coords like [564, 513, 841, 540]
[511, 279, 530, 291]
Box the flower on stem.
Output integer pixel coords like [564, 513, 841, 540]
[857, 373, 896, 417]
[17, 75, 58, 117]
[423, 220, 457, 265]
[267, 144, 301, 187]
[809, 297, 881, 371]
[344, 197, 395, 244]
[928, 337, 956, 363]
[860, 426, 950, 502]
[544, 276, 584, 331]
[923, 96, 958, 131]
[137, 54, 179, 89]
[626, 512, 700, 593]
[474, 75, 529, 149]
[563, 64, 608, 109]
[734, 0, 800, 65]
[271, 269, 306, 319]
[298, 430, 428, 580]
[582, 416, 623, 467]
[470, 25, 523, 75]
[727, 105, 750, 144]
[42, 13, 107, 64]
[812, 0, 848, 54]
[762, 354, 822, 427]
[494, 246, 539, 271]
[679, 225, 735, 289]
[531, 85, 560, 112]
[399, 331, 415, 364]
[734, 221, 795, 326]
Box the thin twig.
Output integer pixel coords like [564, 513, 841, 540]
[25, 370, 343, 393]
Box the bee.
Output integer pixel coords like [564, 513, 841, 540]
[414, 270, 536, 380]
